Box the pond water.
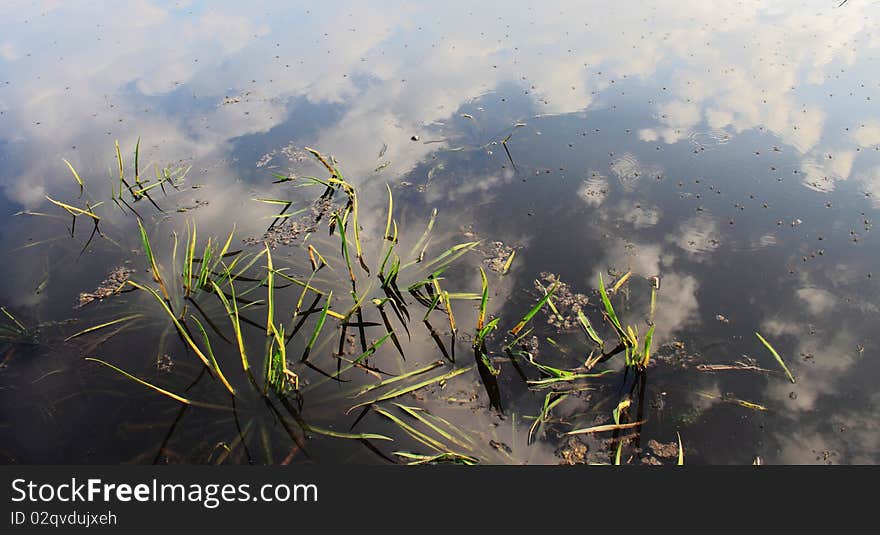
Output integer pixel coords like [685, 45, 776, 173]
[1, 0, 879, 465]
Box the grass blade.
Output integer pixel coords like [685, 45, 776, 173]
[301, 292, 332, 363]
[63, 159, 84, 196]
[348, 366, 472, 413]
[354, 360, 445, 397]
[509, 280, 559, 336]
[85, 358, 225, 410]
[136, 218, 169, 301]
[477, 267, 489, 331]
[64, 314, 143, 342]
[755, 332, 796, 383]
[677, 432, 684, 465]
[565, 420, 646, 435]
[128, 281, 235, 395]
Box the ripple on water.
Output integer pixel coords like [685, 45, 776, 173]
[689, 128, 733, 150]
[610, 153, 661, 190]
[577, 171, 610, 206]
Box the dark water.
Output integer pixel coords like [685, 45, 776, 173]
[1, 1, 879, 465]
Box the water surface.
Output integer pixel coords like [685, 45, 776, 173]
[1, 0, 879, 465]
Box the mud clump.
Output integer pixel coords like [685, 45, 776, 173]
[483, 241, 514, 273]
[77, 266, 134, 308]
[557, 437, 590, 465]
[245, 198, 336, 249]
[646, 439, 679, 459]
[556, 436, 608, 465]
[535, 272, 589, 332]
[652, 341, 700, 369]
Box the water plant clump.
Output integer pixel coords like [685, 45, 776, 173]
[18, 140, 799, 465]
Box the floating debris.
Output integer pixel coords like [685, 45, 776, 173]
[557, 437, 590, 465]
[245, 198, 336, 249]
[156, 353, 174, 374]
[535, 272, 589, 332]
[483, 241, 514, 273]
[653, 341, 700, 369]
[77, 266, 134, 308]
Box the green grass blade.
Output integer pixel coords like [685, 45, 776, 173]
[755, 332, 796, 383]
[136, 218, 169, 301]
[63, 159, 84, 196]
[347, 366, 472, 413]
[577, 310, 604, 347]
[477, 267, 489, 331]
[84, 358, 226, 410]
[409, 208, 437, 261]
[510, 280, 559, 336]
[265, 245, 274, 336]
[64, 314, 143, 342]
[598, 272, 630, 345]
[354, 360, 445, 397]
[190, 315, 235, 396]
[301, 292, 332, 363]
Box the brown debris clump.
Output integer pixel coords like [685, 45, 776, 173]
[77, 266, 134, 308]
[557, 437, 590, 465]
[483, 241, 514, 273]
[245, 198, 336, 249]
[535, 272, 589, 332]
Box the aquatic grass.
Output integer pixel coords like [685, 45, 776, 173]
[610, 270, 632, 294]
[374, 406, 447, 452]
[373, 404, 479, 462]
[137, 218, 170, 301]
[353, 360, 445, 397]
[85, 358, 227, 409]
[565, 420, 646, 436]
[335, 213, 356, 284]
[477, 267, 489, 331]
[677, 432, 684, 465]
[693, 391, 768, 411]
[45, 196, 101, 221]
[509, 280, 559, 336]
[183, 221, 197, 297]
[265, 245, 275, 336]
[128, 280, 235, 396]
[394, 404, 477, 451]
[755, 332, 796, 383]
[134, 137, 141, 187]
[190, 315, 235, 395]
[408, 208, 438, 262]
[64, 314, 143, 342]
[347, 366, 472, 413]
[443, 290, 456, 335]
[577, 310, 604, 349]
[528, 391, 568, 444]
[301, 292, 332, 363]
[210, 277, 251, 377]
[393, 452, 478, 465]
[420, 241, 481, 273]
[62, 159, 84, 197]
[47, 141, 716, 463]
[347, 331, 393, 367]
[526, 369, 614, 388]
[1, 307, 29, 334]
[598, 272, 631, 346]
[472, 269, 500, 377]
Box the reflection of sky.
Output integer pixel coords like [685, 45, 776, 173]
[1, 0, 878, 206]
[1, 0, 879, 464]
